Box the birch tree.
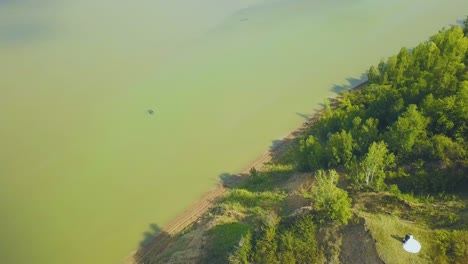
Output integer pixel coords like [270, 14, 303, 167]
[359, 141, 395, 190]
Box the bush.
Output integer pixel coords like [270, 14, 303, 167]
[250, 213, 324, 264]
[312, 170, 352, 225]
[433, 229, 468, 263]
[387, 184, 401, 195]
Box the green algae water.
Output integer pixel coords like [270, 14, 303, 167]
[1, 0, 467, 263]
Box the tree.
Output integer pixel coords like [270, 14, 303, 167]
[327, 130, 354, 168]
[350, 117, 379, 156]
[431, 135, 466, 165]
[297, 135, 326, 171]
[249, 167, 258, 178]
[367, 65, 381, 84]
[276, 214, 323, 263]
[277, 231, 296, 264]
[454, 81, 468, 140]
[289, 214, 322, 263]
[429, 26, 467, 95]
[228, 231, 252, 264]
[377, 60, 389, 84]
[387, 104, 429, 156]
[357, 141, 395, 190]
[395, 47, 411, 85]
[464, 16, 468, 35]
[254, 225, 278, 263]
[361, 84, 403, 126]
[312, 170, 352, 225]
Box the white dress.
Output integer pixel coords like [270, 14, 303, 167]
[403, 237, 421, 253]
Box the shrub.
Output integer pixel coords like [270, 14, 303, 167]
[312, 170, 352, 225]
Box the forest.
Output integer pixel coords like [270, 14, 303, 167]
[296, 24, 468, 194]
[146, 19, 468, 264]
[220, 22, 468, 264]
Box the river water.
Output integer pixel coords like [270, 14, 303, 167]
[1, 0, 467, 263]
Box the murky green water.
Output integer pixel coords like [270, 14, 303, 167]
[1, 0, 467, 263]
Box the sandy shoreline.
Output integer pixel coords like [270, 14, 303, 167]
[123, 81, 368, 263]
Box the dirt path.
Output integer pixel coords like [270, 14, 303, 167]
[123, 82, 368, 263]
[340, 218, 384, 264]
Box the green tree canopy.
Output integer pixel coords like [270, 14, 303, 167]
[386, 104, 429, 157]
[464, 16, 468, 35]
[327, 130, 354, 168]
[297, 135, 326, 171]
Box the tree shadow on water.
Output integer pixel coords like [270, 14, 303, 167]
[330, 73, 368, 94]
[296, 112, 310, 121]
[0, 22, 54, 45]
[296, 108, 322, 123]
[455, 18, 466, 27]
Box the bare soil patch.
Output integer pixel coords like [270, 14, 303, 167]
[340, 218, 384, 264]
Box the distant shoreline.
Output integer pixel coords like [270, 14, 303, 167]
[123, 80, 369, 264]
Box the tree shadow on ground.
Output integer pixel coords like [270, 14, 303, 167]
[219, 172, 247, 188]
[140, 223, 163, 247]
[269, 137, 297, 164]
[218, 166, 295, 192]
[129, 223, 174, 264]
[330, 73, 368, 94]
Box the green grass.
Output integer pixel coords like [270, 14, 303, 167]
[359, 212, 433, 264]
[360, 211, 468, 264]
[240, 164, 294, 192]
[212, 202, 248, 225]
[353, 190, 468, 263]
[204, 223, 251, 263]
[221, 189, 287, 209]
